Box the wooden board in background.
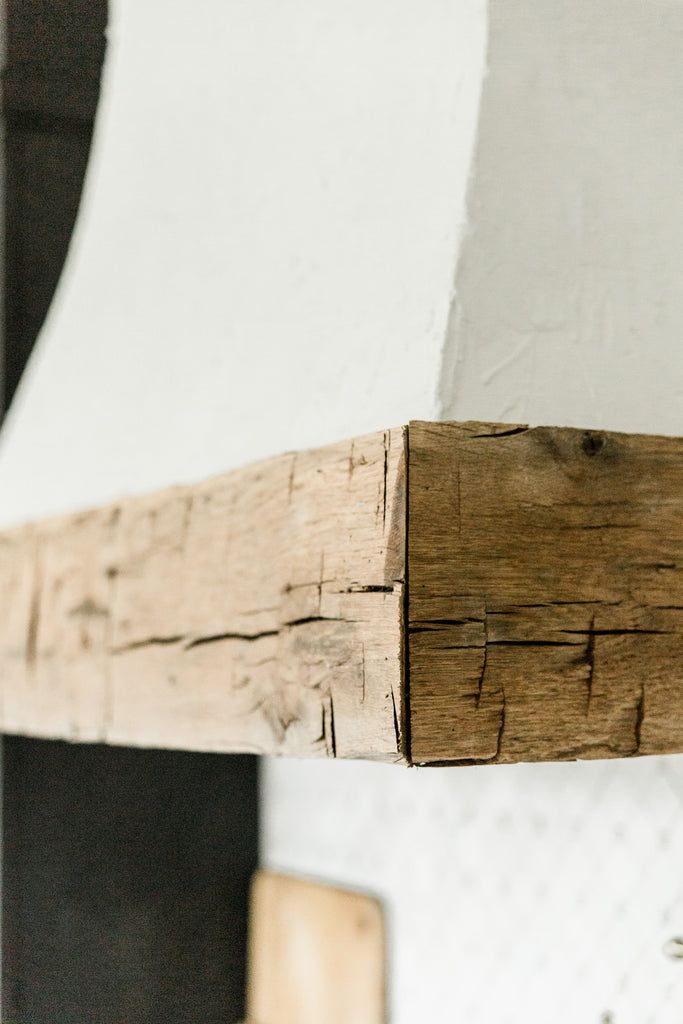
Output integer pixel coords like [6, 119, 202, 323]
[246, 871, 385, 1024]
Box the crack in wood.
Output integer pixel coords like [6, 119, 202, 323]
[430, 643, 483, 650]
[184, 629, 280, 649]
[26, 559, 42, 670]
[494, 686, 506, 760]
[344, 584, 394, 594]
[111, 615, 354, 657]
[577, 523, 643, 531]
[503, 599, 624, 609]
[361, 643, 366, 703]
[408, 618, 482, 633]
[315, 705, 325, 747]
[327, 695, 337, 758]
[487, 639, 583, 648]
[476, 613, 488, 709]
[317, 552, 325, 614]
[633, 682, 646, 754]
[382, 431, 389, 532]
[113, 634, 188, 653]
[390, 686, 401, 751]
[470, 426, 530, 439]
[561, 628, 671, 636]
[284, 615, 348, 628]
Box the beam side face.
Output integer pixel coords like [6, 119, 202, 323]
[407, 420, 683, 766]
[0, 428, 407, 763]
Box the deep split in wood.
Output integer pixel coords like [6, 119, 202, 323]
[0, 421, 681, 766]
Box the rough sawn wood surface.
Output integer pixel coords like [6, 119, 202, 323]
[1, 420, 682, 766]
[408, 421, 683, 765]
[0, 429, 407, 761]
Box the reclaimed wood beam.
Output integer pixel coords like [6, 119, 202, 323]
[0, 429, 407, 762]
[1, 421, 682, 766]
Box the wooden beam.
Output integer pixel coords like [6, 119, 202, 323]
[1, 421, 682, 766]
[0, 430, 407, 762]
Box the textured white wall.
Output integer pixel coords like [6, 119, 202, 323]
[0, 0, 486, 527]
[1, 1, 683, 1022]
[439, 0, 683, 434]
[265, 756, 683, 1024]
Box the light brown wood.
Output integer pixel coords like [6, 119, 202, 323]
[0, 429, 407, 761]
[408, 421, 683, 765]
[1, 419, 682, 766]
[246, 871, 385, 1024]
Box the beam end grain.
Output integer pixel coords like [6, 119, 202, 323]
[407, 421, 683, 766]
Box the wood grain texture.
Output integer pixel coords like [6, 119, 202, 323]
[408, 421, 683, 765]
[2, 419, 683, 766]
[246, 871, 385, 1024]
[0, 429, 407, 762]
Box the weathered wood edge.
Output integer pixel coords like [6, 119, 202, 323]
[407, 420, 683, 767]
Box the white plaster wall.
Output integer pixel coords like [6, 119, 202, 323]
[1, 1, 683, 1022]
[440, 0, 683, 434]
[0, 0, 486, 527]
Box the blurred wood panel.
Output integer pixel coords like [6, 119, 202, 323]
[247, 871, 385, 1024]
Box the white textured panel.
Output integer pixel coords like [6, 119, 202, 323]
[263, 755, 683, 1023]
[0, 0, 487, 527]
[440, 0, 683, 435]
